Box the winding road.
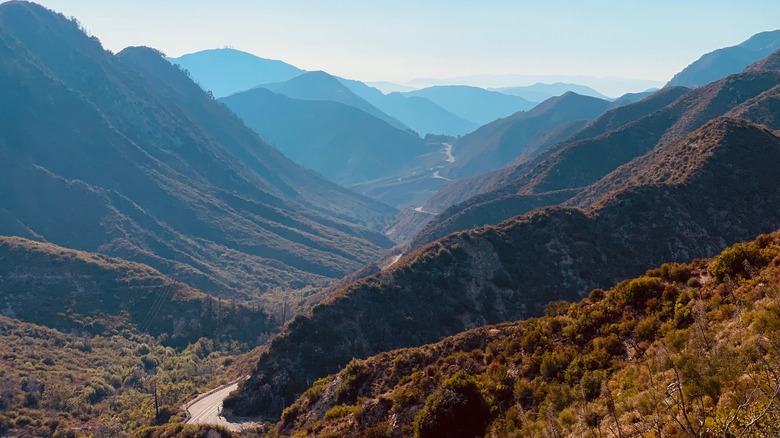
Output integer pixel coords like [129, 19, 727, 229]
[443, 142, 455, 163]
[185, 379, 258, 431]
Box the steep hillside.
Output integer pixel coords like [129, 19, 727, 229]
[221, 88, 433, 185]
[168, 48, 304, 98]
[225, 117, 780, 418]
[271, 71, 408, 131]
[668, 29, 780, 88]
[278, 230, 780, 437]
[446, 92, 617, 180]
[0, 2, 395, 299]
[403, 85, 536, 125]
[412, 69, 780, 247]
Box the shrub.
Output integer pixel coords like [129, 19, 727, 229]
[659, 263, 692, 283]
[324, 404, 357, 420]
[335, 359, 369, 404]
[710, 242, 773, 281]
[612, 277, 665, 307]
[413, 372, 490, 438]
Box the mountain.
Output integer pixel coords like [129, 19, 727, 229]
[276, 229, 780, 437]
[495, 82, 611, 102]
[225, 116, 780, 418]
[220, 87, 434, 185]
[388, 89, 685, 242]
[407, 74, 664, 98]
[402, 85, 536, 125]
[365, 81, 417, 93]
[371, 92, 479, 136]
[668, 29, 780, 88]
[0, 236, 267, 346]
[410, 64, 780, 247]
[445, 92, 618, 180]
[264, 71, 409, 131]
[0, 2, 395, 300]
[167, 48, 304, 98]
[335, 76, 478, 136]
[615, 89, 657, 103]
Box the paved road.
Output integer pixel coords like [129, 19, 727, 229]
[414, 206, 436, 215]
[185, 381, 258, 431]
[443, 143, 455, 163]
[382, 253, 403, 270]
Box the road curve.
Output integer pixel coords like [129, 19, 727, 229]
[185, 379, 259, 431]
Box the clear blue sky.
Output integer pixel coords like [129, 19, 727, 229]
[28, 0, 780, 84]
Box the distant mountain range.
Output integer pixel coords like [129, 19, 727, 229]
[170, 48, 660, 137]
[407, 74, 665, 98]
[0, 2, 394, 301]
[168, 48, 304, 98]
[263, 71, 410, 131]
[494, 82, 611, 102]
[668, 29, 780, 88]
[402, 85, 536, 125]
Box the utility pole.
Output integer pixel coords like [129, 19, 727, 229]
[152, 380, 159, 421]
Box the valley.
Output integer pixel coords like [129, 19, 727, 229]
[3, 1, 780, 437]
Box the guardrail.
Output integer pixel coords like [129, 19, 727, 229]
[183, 376, 249, 423]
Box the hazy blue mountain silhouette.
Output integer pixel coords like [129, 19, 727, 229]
[496, 82, 610, 102]
[668, 29, 780, 88]
[402, 85, 536, 125]
[221, 87, 433, 185]
[168, 48, 304, 98]
[337, 76, 479, 136]
[265, 71, 409, 131]
[614, 89, 658, 103]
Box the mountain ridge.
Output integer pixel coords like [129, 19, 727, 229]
[0, 1, 395, 301]
[226, 115, 780, 418]
[168, 48, 304, 98]
[668, 29, 780, 88]
[220, 87, 434, 186]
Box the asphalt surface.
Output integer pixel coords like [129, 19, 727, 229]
[185, 381, 258, 431]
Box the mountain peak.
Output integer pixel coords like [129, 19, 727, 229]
[740, 29, 780, 51]
[168, 48, 304, 98]
[116, 45, 165, 62]
[668, 29, 780, 88]
[275, 70, 409, 130]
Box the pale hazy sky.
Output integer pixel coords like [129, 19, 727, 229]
[26, 0, 780, 84]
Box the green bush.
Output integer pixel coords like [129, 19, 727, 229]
[413, 372, 490, 438]
[335, 359, 369, 404]
[710, 242, 773, 281]
[612, 277, 665, 307]
[324, 404, 357, 420]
